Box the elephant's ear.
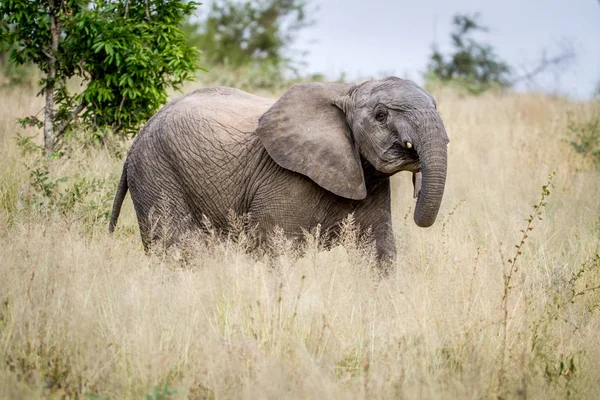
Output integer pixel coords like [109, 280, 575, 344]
[256, 82, 366, 200]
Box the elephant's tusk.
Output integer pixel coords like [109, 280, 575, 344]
[406, 142, 413, 149]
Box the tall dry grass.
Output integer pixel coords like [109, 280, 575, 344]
[0, 82, 599, 399]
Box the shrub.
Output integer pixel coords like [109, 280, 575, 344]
[567, 112, 600, 169]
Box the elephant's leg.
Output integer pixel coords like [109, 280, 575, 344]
[352, 179, 397, 273]
[372, 221, 397, 276]
[131, 189, 198, 253]
[373, 221, 396, 262]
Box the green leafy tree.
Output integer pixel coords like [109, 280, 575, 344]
[0, 0, 200, 156]
[186, 0, 312, 71]
[427, 14, 511, 93]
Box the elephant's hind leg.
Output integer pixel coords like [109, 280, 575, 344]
[134, 193, 199, 253]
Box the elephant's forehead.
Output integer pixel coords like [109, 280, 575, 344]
[355, 80, 435, 110]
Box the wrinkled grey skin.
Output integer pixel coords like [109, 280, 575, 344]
[109, 77, 449, 266]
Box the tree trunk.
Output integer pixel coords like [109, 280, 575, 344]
[44, 1, 59, 157]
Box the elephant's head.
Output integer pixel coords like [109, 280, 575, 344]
[256, 77, 449, 227]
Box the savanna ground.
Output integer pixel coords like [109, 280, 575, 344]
[0, 77, 599, 399]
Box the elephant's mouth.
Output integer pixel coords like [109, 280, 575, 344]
[379, 142, 421, 174]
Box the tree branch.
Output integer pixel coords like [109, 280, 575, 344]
[54, 101, 86, 139]
[117, 94, 127, 127]
[44, 0, 60, 156]
[511, 45, 575, 85]
[573, 285, 600, 299]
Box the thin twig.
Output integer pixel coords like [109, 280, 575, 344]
[511, 48, 575, 85]
[54, 101, 86, 138]
[499, 172, 555, 394]
[117, 94, 127, 128]
[573, 285, 600, 298]
[41, 50, 53, 60]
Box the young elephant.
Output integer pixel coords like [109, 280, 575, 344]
[109, 77, 449, 265]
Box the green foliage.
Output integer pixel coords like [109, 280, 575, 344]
[567, 112, 600, 169]
[196, 61, 325, 92]
[24, 160, 117, 226]
[335, 350, 363, 379]
[0, 0, 201, 152]
[15, 133, 44, 155]
[186, 0, 311, 78]
[0, 52, 39, 87]
[495, 173, 600, 397]
[14, 138, 118, 232]
[499, 172, 555, 395]
[65, 1, 200, 134]
[86, 395, 109, 400]
[145, 383, 182, 400]
[427, 14, 511, 94]
[531, 252, 600, 396]
[27, 165, 69, 202]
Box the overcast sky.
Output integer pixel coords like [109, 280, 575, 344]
[294, 0, 600, 99]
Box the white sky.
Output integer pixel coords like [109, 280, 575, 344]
[294, 0, 600, 99]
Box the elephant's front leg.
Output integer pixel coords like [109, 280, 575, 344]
[353, 178, 397, 273]
[373, 221, 396, 263]
[363, 217, 396, 278]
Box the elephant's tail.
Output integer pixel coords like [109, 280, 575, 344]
[109, 160, 129, 234]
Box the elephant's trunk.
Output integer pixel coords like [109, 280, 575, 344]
[413, 119, 448, 228]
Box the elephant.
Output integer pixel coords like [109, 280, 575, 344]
[109, 77, 449, 267]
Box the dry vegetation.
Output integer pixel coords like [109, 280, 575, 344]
[0, 81, 599, 399]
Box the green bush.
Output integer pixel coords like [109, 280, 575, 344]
[197, 62, 325, 93]
[24, 161, 117, 230]
[0, 57, 39, 87]
[426, 14, 511, 95]
[12, 136, 119, 233]
[1, 0, 201, 155]
[567, 112, 600, 169]
[185, 0, 312, 87]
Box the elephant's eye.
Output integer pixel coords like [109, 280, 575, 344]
[375, 109, 388, 123]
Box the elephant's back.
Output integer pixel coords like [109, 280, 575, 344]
[171, 86, 273, 136]
[126, 86, 274, 226]
[135, 86, 272, 140]
[132, 86, 273, 158]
